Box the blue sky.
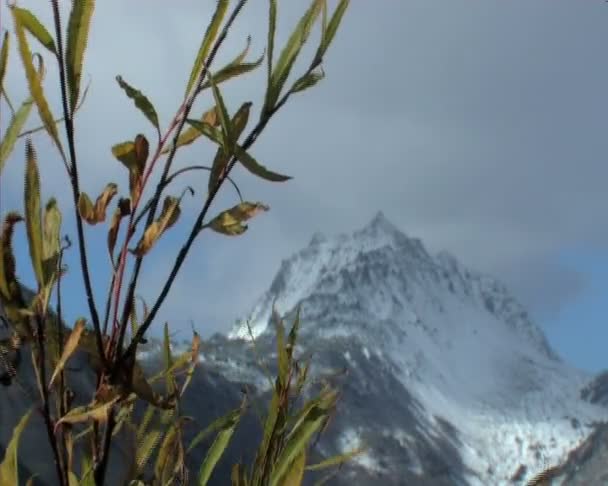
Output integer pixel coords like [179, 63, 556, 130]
[544, 251, 608, 373]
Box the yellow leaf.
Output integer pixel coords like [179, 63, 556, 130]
[130, 196, 181, 257]
[11, 7, 66, 162]
[49, 318, 86, 388]
[0, 409, 33, 486]
[207, 202, 269, 236]
[55, 397, 119, 431]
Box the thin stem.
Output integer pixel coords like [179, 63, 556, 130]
[35, 315, 68, 486]
[132, 165, 242, 229]
[112, 0, 249, 364]
[120, 78, 304, 366]
[50, 0, 106, 368]
[93, 408, 115, 485]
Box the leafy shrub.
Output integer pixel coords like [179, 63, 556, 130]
[0, 0, 353, 484]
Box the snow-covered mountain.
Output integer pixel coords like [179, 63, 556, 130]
[216, 211, 608, 484]
[2, 212, 607, 485]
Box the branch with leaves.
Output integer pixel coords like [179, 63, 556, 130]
[0, 1, 353, 485]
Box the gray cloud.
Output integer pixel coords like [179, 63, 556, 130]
[1, 0, 607, 339]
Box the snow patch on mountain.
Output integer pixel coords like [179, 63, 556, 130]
[224, 211, 608, 484]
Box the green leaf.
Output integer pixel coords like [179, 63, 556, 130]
[0, 31, 10, 91]
[48, 318, 86, 388]
[282, 451, 306, 486]
[179, 331, 201, 398]
[267, 0, 323, 110]
[187, 406, 241, 454]
[0, 98, 33, 176]
[13, 7, 56, 54]
[130, 196, 181, 257]
[315, 0, 350, 62]
[185, 118, 223, 146]
[154, 422, 179, 482]
[269, 405, 329, 486]
[305, 446, 365, 471]
[24, 139, 44, 289]
[66, 0, 95, 112]
[199, 37, 264, 91]
[207, 73, 233, 152]
[291, 69, 324, 93]
[42, 197, 61, 285]
[185, 0, 229, 96]
[275, 311, 289, 387]
[206, 202, 269, 236]
[235, 146, 291, 182]
[208, 102, 251, 192]
[55, 397, 120, 430]
[135, 427, 162, 472]
[197, 407, 242, 486]
[265, 0, 277, 111]
[116, 76, 160, 131]
[0, 408, 33, 485]
[163, 322, 175, 395]
[11, 7, 66, 162]
[161, 106, 218, 155]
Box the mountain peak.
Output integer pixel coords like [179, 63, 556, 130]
[363, 210, 401, 235]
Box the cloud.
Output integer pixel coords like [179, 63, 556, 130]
[1, 0, 607, 339]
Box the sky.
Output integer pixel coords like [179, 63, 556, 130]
[1, 0, 607, 372]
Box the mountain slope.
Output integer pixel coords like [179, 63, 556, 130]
[2, 212, 607, 485]
[220, 211, 608, 484]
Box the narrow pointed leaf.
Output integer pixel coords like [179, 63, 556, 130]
[316, 0, 350, 61]
[208, 146, 230, 193]
[116, 76, 159, 131]
[235, 146, 291, 182]
[268, 0, 323, 108]
[14, 7, 56, 54]
[0, 408, 32, 485]
[66, 0, 95, 112]
[187, 406, 241, 454]
[197, 408, 242, 485]
[265, 0, 277, 110]
[291, 69, 324, 93]
[199, 45, 265, 91]
[0, 31, 9, 91]
[232, 102, 252, 141]
[207, 202, 269, 236]
[185, 0, 229, 96]
[269, 406, 328, 486]
[185, 119, 223, 146]
[282, 451, 306, 486]
[180, 331, 201, 397]
[24, 139, 45, 288]
[154, 423, 178, 480]
[130, 196, 181, 256]
[11, 8, 66, 161]
[56, 397, 119, 430]
[136, 428, 162, 472]
[305, 446, 365, 471]
[161, 106, 218, 154]
[41, 198, 61, 286]
[208, 73, 232, 151]
[163, 322, 174, 394]
[0, 99, 33, 175]
[49, 318, 85, 388]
